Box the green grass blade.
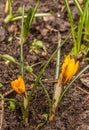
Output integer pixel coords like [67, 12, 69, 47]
[23, 0, 39, 39]
[22, 8, 33, 38]
[84, 2, 89, 41]
[73, 0, 83, 15]
[20, 6, 24, 78]
[64, 0, 77, 54]
[4, 13, 51, 23]
[77, 1, 89, 52]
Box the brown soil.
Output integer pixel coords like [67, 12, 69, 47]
[0, 0, 89, 130]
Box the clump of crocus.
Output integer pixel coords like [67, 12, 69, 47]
[11, 76, 26, 94]
[11, 76, 28, 123]
[49, 54, 79, 120]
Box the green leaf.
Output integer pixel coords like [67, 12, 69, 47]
[64, 0, 77, 54]
[0, 83, 3, 88]
[31, 38, 47, 53]
[32, 39, 43, 47]
[18, 7, 23, 13]
[83, 0, 88, 4]
[0, 54, 16, 63]
[8, 101, 16, 111]
[80, 44, 89, 55]
[25, 66, 33, 73]
[23, 8, 33, 38]
[4, 13, 51, 23]
[23, 0, 39, 39]
[35, 114, 48, 130]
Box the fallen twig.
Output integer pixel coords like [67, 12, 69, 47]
[77, 86, 89, 95]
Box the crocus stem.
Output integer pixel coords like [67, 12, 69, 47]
[20, 6, 24, 78]
[49, 79, 62, 120]
[55, 32, 61, 79]
[23, 93, 28, 123]
[49, 33, 61, 120]
[20, 6, 28, 123]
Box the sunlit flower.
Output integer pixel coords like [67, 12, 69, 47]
[11, 76, 26, 94]
[59, 55, 79, 84]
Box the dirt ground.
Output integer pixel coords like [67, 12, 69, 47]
[0, 0, 89, 130]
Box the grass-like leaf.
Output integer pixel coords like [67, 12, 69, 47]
[23, 0, 39, 40]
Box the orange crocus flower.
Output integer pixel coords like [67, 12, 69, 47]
[59, 55, 79, 84]
[11, 76, 26, 94]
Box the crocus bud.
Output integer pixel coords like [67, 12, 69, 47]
[11, 76, 26, 94]
[59, 55, 79, 84]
